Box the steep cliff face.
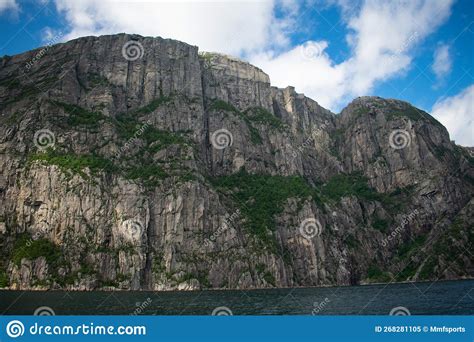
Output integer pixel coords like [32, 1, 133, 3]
[0, 34, 472, 290]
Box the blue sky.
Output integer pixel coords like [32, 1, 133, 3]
[0, 0, 472, 145]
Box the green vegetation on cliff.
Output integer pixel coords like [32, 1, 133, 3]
[132, 95, 172, 116]
[209, 99, 239, 113]
[11, 234, 62, 267]
[125, 164, 167, 187]
[211, 170, 319, 248]
[0, 268, 8, 287]
[365, 265, 392, 283]
[209, 99, 285, 144]
[52, 100, 106, 127]
[321, 172, 385, 202]
[244, 107, 285, 130]
[320, 172, 411, 216]
[29, 149, 115, 177]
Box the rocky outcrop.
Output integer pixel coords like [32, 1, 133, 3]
[0, 34, 472, 290]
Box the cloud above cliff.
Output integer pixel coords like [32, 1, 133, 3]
[1, 0, 469, 144]
[49, 0, 455, 112]
[432, 84, 474, 146]
[52, 0, 282, 56]
[0, 0, 19, 14]
[432, 43, 452, 84]
[252, 0, 454, 109]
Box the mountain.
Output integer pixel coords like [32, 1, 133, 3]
[0, 34, 472, 291]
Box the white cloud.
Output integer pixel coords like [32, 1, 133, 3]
[432, 43, 452, 81]
[0, 0, 19, 14]
[251, 41, 347, 110]
[51, 0, 455, 112]
[432, 85, 473, 147]
[41, 27, 56, 41]
[252, 0, 454, 110]
[40, 26, 64, 44]
[53, 0, 282, 56]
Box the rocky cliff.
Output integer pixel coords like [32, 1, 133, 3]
[0, 34, 472, 290]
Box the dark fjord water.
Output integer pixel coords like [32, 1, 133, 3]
[1, 280, 472, 315]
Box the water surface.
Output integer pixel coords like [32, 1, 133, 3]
[1, 279, 472, 315]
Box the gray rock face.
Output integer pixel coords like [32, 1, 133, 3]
[0, 34, 472, 291]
